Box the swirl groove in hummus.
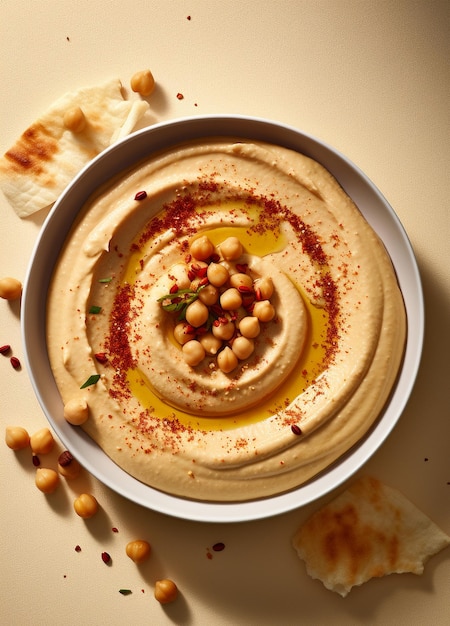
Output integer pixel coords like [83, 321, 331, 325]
[47, 139, 406, 501]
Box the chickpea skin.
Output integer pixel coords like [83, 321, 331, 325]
[182, 340, 205, 366]
[220, 287, 242, 311]
[30, 427, 54, 455]
[35, 468, 59, 494]
[238, 316, 260, 339]
[130, 69, 155, 97]
[63, 106, 86, 133]
[5, 426, 30, 450]
[185, 299, 209, 327]
[73, 493, 98, 518]
[154, 579, 178, 604]
[253, 300, 276, 322]
[190, 235, 215, 261]
[126, 540, 151, 563]
[220, 236, 243, 261]
[217, 347, 238, 373]
[207, 263, 229, 287]
[0, 277, 22, 300]
[64, 397, 89, 425]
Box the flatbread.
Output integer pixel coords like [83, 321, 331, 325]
[0, 78, 149, 217]
[292, 476, 450, 597]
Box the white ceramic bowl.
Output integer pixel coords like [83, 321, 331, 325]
[21, 115, 424, 522]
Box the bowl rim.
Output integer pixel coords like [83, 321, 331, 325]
[21, 114, 424, 522]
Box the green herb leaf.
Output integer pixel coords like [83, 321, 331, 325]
[80, 374, 101, 389]
[98, 277, 112, 283]
[119, 589, 132, 595]
[89, 305, 102, 314]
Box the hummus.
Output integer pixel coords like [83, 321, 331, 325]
[47, 139, 406, 501]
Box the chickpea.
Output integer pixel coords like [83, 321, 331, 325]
[154, 579, 178, 604]
[63, 106, 86, 133]
[220, 288, 242, 311]
[173, 322, 196, 345]
[5, 426, 30, 450]
[207, 263, 229, 287]
[126, 539, 151, 563]
[64, 397, 89, 425]
[198, 284, 219, 306]
[130, 69, 156, 97]
[182, 340, 205, 366]
[58, 450, 82, 480]
[253, 300, 276, 322]
[35, 468, 59, 494]
[190, 235, 215, 261]
[238, 316, 260, 339]
[0, 277, 22, 300]
[30, 427, 54, 455]
[229, 273, 253, 290]
[73, 493, 98, 518]
[199, 332, 222, 355]
[232, 336, 255, 360]
[220, 236, 243, 261]
[217, 347, 238, 373]
[212, 319, 235, 341]
[185, 299, 209, 327]
[255, 276, 274, 300]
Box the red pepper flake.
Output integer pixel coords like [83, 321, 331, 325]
[291, 424, 302, 436]
[101, 551, 112, 564]
[75, 545, 82, 552]
[94, 352, 108, 364]
[111, 527, 119, 533]
[176, 92, 184, 100]
[10, 356, 21, 369]
[134, 190, 147, 201]
[0, 344, 11, 354]
[212, 542, 225, 552]
[32, 454, 40, 467]
[187, 15, 191, 20]
[169, 284, 179, 294]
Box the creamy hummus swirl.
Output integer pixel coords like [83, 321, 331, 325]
[47, 139, 406, 501]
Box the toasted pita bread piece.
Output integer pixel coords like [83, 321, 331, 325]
[292, 476, 450, 597]
[0, 78, 149, 217]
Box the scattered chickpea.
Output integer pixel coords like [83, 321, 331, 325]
[73, 493, 98, 518]
[173, 322, 196, 345]
[185, 299, 209, 327]
[220, 287, 242, 311]
[199, 332, 222, 356]
[229, 272, 253, 290]
[182, 340, 205, 366]
[5, 426, 30, 450]
[64, 397, 89, 425]
[217, 346, 238, 373]
[126, 539, 151, 563]
[238, 316, 260, 339]
[130, 69, 155, 97]
[154, 579, 178, 604]
[198, 284, 219, 306]
[190, 235, 215, 261]
[255, 276, 274, 300]
[220, 236, 243, 261]
[232, 336, 255, 360]
[0, 277, 22, 300]
[212, 319, 235, 341]
[63, 106, 86, 133]
[207, 263, 229, 287]
[58, 450, 82, 480]
[253, 300, 276, 322]
[30, 427, 54, 455]
[35, 468, 59, 494]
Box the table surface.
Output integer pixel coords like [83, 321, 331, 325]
[1, 2, 449, 624]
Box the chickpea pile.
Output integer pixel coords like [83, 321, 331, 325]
[159, 235, 276, 373]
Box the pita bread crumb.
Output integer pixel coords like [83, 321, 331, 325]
[0, 79, 149, 218]
[292, 476, 450, 597]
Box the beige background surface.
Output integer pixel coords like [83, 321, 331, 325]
[1, 1, 449, 624]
